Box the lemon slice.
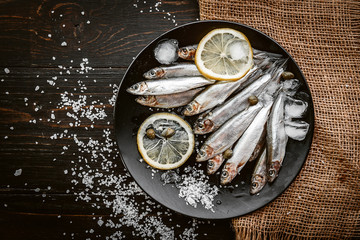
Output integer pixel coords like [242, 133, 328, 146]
[195, 28, 253, 81]
[137, 113, 195, 170]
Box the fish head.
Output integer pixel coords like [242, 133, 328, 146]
[178, 47, 192, 60]
[127, 82, 147, 95]
[220, 163, 237, 185]
[207, 154, 223, 174]
[196, 145, 214, 162]
[143, 67, 165, 79]
[250, 175, 266, 194]
[183, 101, 201, 116]
[194, 118, 214, 134]
[135, 96, 157, 106]
[267, 160, 281, 182]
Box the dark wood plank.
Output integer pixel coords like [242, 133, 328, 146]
[0, 0, 235, 239]
[0, 0, 199, 68]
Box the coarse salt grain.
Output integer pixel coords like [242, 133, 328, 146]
[31, 57, 208, 239]
[14, 169, 22, 176]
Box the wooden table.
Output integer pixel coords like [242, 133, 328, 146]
[0, 0, 235, 239]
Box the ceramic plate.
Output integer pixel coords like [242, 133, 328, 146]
[114, 20, 314, 219]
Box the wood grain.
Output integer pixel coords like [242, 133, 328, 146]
[0, 0, 235, 239]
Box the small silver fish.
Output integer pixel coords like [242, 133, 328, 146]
[178, 44, 198, 60]
[196, 104, 262, 162]
[193, 62, 286, 134]
[220, 103, 273, 185]
[127, 77, 215, 95]
[135, 87, 204, 108]
[183, 66, 258, 116]
[267, 93, 288, 182]
[250, 148, 267, 195]
[193, 73, 272, 134]
[143, 63, 201, 79]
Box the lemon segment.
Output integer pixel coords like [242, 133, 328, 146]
[137, 113, 195, 170]
[195, 28, 253, 81]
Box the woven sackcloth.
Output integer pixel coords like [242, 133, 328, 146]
[198, 0, 360, 239]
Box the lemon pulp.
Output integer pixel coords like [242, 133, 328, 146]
[195, 28, 253, 81]
[137, 113, 195, 170]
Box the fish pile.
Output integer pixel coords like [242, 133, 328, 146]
[127, 39, 310, 195]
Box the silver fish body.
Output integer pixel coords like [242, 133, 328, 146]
[127, 77, 215, 95]
[193, 73, 272, 134]
[143, 63, 201, 79]
[248, 126, 267, 162]
[220, 103, 273, 185]
[178, 44, 198, 60]
[135, 87, 204, 108]
[196, 104, 262, 162]
[250, 148, 267, 195]
[183, 66, 258, 116]
[267, 93, 288, 182]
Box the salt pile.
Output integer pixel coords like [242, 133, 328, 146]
[161, 167, 219, 212]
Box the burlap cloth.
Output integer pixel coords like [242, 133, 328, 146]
[198, 0, 360, 239]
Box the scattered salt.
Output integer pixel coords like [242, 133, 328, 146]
[61, 41, 67, 47]
[14, 169, 22, 176]
[4, 68, 10, 74]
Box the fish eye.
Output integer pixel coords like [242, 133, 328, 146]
[150, 70, 156, 76]
[198, 121, 204, 129]
[221, 171, 228, 178]
[133, 84, 139, 90]
[208, 161, 214, 167]
[199, 149, 206, 157]
[185, 105, 192, 112]
[252, 182, 258, 188]
[182, 49, 188, 55]
[269, 169, 275, 176]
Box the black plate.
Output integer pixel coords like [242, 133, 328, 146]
[114, 20, 314, 219]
